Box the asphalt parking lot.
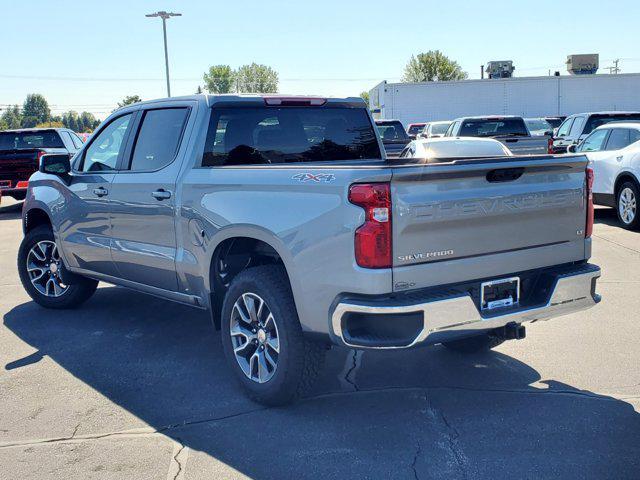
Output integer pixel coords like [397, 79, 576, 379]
[0, 198, 638, 479]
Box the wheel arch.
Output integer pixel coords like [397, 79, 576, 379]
[205, 227, 299, 329]
[614, 171, 640, 198]
[23, 207, 53, 235]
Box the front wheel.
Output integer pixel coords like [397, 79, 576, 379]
[221, 265, 324, 405]
[18, 226, 98, 309]
[616, 181, 640, 231]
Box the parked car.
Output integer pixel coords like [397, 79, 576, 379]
[375, 119, 411, 157]
[399, 137, 512, 160]
[569, 122, 640, 229]
[417, 121, 452, 139]
[552, 111, 640, 154]
[406, 123, 426, 139]
[0, 128, 83, 201]
[19, 94, 601, 405]
[544, 116, 565, 130]
[524, 118, 554, 136]
[445, 116, 551, 155]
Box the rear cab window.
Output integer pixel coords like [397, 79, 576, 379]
[0, 130, 64, 150]
[376, 121, 409, 142]
[459, 118, 528, 137]
[202, 105, 381, 166]
[584, 114, 640, 135]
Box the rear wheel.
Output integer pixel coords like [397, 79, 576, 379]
[18, 226, 98, 309]
[616, 181, 640, 230]
[442, 334, 504, 353]
[221, 265, 324, 405]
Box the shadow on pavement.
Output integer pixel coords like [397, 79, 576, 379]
[0, 201, 22, 220]
[594, 206, 620, 228]
[3, 287, 639, 478]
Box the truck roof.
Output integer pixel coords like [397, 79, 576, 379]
[1, 127, 75, 133]
[569, 111, 640, 117]
[116, 94, 366, 110]
[453, 115, 523, 121]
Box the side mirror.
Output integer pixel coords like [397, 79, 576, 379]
[39, 154, 71, 176]
[567, 144, 578, 153]
[544, 130, 554, 137]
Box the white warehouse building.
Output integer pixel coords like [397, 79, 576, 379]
[369, 73, 640, 126]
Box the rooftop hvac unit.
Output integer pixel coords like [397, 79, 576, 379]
[485, 61, 515, 79]
[566, 54, 599, 75]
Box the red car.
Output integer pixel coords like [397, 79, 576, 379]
[0, 128, 82, 201]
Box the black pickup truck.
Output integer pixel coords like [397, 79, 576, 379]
[0, 128, 83, 201]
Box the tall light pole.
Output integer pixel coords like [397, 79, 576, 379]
[145, 11, 181, 97]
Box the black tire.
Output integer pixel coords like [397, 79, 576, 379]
[221, 265, 325, 406]
[616, 181, 640, 231]
[442, 334, 504, 353]
[18, 225, 98, 309]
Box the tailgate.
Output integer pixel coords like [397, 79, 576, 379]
[0, 149, 40, 185]
[499, 137, 548, 155]
[391, 155, 588, 291]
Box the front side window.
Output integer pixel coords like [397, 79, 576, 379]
[431, 122, 451, 136]
[202, 106, 380, 166]
[556, 118, 574, 137]
[579, 129, 609, 152]
[605, 129, 630, 151]
[70, 133, 84, 149]
[81, 114, 132, 172]
[129, 108, 189, 171]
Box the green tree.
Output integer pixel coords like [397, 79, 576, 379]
[234, 63, 278, 93]
[203, 65, 234, 94]
[22, 94, 51, 127]
[61, 111, 80, 132]
[117, 95, 142, 108]
[0, 105, 22, 129]
[402, 50, 468, 82]
[359, 91, 370, 106]
[79, 111, 100, 132]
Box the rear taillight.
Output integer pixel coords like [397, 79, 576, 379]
[348, 183, 392, 269]
[585, 167, 594, 238]
[16, 181, 29, 189]
[547, 137, 554, 154]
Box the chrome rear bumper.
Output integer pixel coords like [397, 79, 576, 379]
[331, 264, 601, 349]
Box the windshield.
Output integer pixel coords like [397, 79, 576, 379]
[376, 122, 409, 142]
[459, 118, 529, 137]
[408, 125, 424, 135]
[431, 122, 451, 135]
[584, 114, 640, 135]
[202, 106, 381, 166]
[0, 130, 64, 150]
[525, 119, 552, 135]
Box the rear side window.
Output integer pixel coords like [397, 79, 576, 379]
[568, 116, 585, 137]
[630, 129, 640, 145]
[0, 130, 64, 149]
[129, 108, 189, 171]
[202, 106, 380, 166]
[605, 129, 630, 151]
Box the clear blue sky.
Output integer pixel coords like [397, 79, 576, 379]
[2, 0, 639, 119]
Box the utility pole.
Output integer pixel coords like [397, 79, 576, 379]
[145, 11, 182, 97]
[607, 59, 621, 75]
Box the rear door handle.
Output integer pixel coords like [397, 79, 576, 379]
[151, 189, 172, 200]
[93, 187, 108, 197]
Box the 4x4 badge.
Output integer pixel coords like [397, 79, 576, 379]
[292, 173, 335, 183]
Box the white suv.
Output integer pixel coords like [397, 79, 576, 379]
[571, 122, 640, 229]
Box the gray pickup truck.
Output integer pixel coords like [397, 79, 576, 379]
[445, 115, 552, 155]
[18, 95, 601, 405]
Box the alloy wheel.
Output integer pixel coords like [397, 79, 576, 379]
[230, 292, 280, 383]
[619, 187, 637, 225]
[26, 240, 69, 297]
